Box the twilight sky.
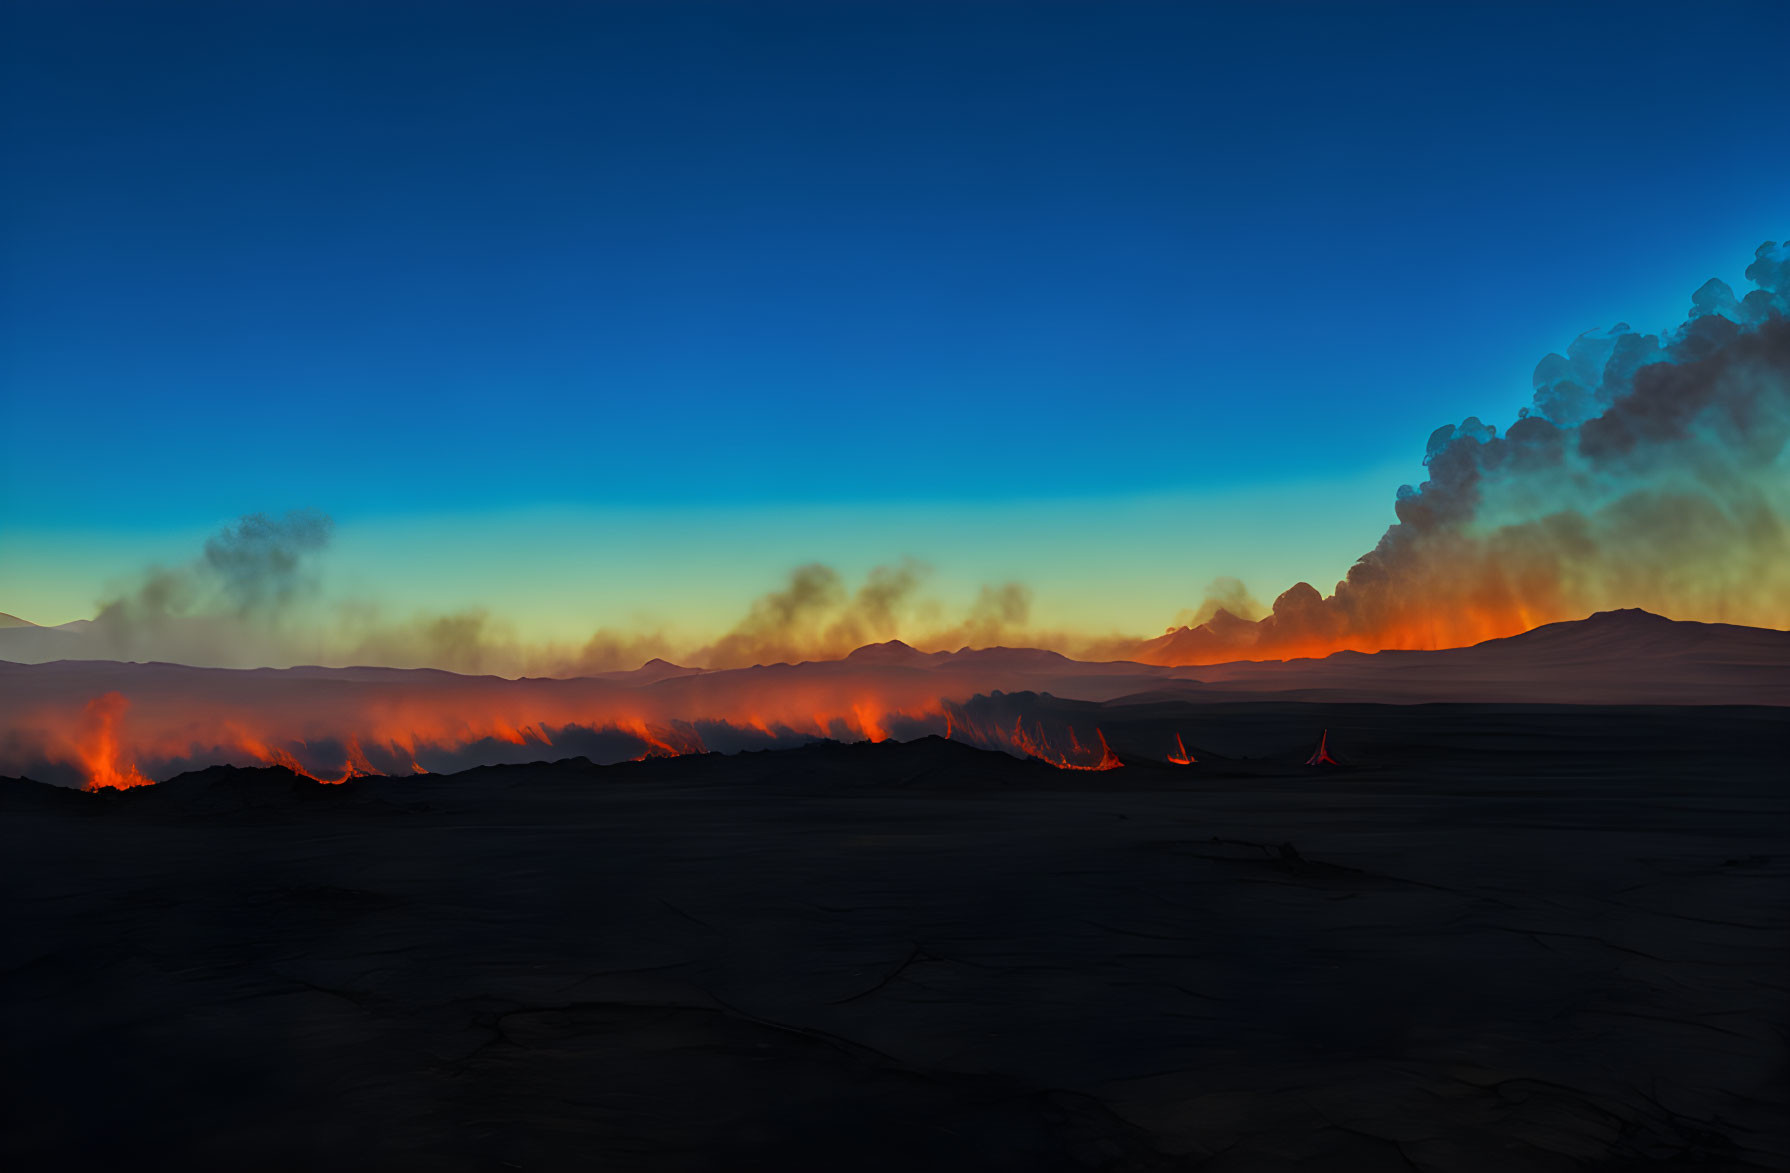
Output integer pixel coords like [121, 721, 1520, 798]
[3, 1, 1787, 644]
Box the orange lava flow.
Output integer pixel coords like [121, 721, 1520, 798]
[328, 737, 380, 784]
[32, 685, 979, 788]
[222, 726, 376, 784]
[25, 663, 1166, 787]
[1005, 717, 1123, 771]
[852, 702, 888, 744]
[1166, 733, 1196, 765]
[78, 692, 152, 790]
[615, 717, 705, 759]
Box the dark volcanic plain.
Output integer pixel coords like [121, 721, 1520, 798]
[4, 703, 1787, 1171]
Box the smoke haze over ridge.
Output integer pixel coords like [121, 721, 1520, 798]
[38, 521, 1052, 675]
[6, 241, 1787, 673]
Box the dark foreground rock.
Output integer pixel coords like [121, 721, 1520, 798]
[3, 705, 1786, 1170]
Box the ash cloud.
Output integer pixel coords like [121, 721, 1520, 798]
[1139, 239, 1790, 664]
[1170, 577, 1264, 631]
[87, 510, 335, 666]
[930, 582, 1036, 649]
[695, 561, 922, 668]
[41, 521, 1052, 675]
[691, 560, 1046, 667]
[58, 511, 679, 676]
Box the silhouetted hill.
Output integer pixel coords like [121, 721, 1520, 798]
[588, 657, 705, 685]
[0, 775, 92, 811]
[845, 639, 946, 666]
[1481, 607, 1788, 660]
[1157, 608, 1790, 704]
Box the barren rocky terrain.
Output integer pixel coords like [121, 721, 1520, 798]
[4, 703, 1785, 1170]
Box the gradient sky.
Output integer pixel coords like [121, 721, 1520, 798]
[3, 1, 1787, 638]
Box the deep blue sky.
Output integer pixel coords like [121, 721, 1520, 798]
[3, 1, 1786, 630]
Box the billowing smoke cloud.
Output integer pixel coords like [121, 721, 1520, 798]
[87, 510, 335, 665]
[1135, 239, 1790, 664]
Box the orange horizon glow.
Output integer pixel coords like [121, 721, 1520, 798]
[1127, 598, 1549, 667]
[31, 605, 1698, 790]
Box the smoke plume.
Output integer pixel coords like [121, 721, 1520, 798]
[692, 561, 1045, 667]
[1134, 239, 1790, 664]
[87, 510, 334, 666]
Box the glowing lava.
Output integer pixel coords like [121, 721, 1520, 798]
[1004, 716, 1123, 771]
[28, 673, 1147, 788]
[78, 692, 152, 790]
[1166, 733, 1196, 765]
[616, 717, 706, 759]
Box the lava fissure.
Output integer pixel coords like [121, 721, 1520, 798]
[46, 686, 1149, 787]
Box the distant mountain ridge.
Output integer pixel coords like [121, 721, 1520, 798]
[1133, 609, 1790, 705]
[2, 609, 1786, 706]
[4, 609, 1785, 787]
